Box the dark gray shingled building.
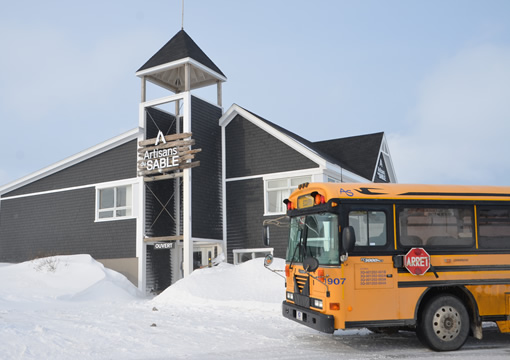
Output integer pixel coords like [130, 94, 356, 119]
[0, 30, 397, 293]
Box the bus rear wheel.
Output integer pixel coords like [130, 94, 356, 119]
[417, 294, 469, 351]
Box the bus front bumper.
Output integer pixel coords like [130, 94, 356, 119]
[282, 301, 335, 334]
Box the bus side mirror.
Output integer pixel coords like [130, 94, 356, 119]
[263, 225, 270, 246]
[303, 256, 319, 273]
[342, 226, 355, 255]
[264, 253, 274, 267]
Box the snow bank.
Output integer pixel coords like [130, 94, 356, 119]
[0, 254, 141, 306]
[1, 255, 507, 359]
[153, 257, 286, 308]
[0, 254, 285, 308]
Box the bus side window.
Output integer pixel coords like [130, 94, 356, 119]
[348, 210, 387, 247]
[478, 206, 510, 249]
[399, 214, 426, 246]
[398, 207, 474, 248]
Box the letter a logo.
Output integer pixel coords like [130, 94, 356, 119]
[154, 131, 167, 146]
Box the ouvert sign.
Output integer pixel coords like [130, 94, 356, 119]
[137, 130, 201, 182]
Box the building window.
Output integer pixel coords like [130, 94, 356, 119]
[97, 185, 132, 220]
[266, 176, 311, 214]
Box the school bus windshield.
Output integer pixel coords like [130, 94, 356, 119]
[285, 213, 339, 265]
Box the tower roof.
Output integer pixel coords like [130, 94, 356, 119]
[136, 30, 226, 92]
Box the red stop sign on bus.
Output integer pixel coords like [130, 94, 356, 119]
[404, 248, 430, 276]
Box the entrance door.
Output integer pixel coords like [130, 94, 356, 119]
[146, 245, 172, 293]
[343, 204, 400, 324]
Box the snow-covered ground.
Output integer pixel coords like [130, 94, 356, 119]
[0, 255, 509, 359]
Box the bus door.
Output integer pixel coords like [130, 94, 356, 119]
[343, 204, 400, 324]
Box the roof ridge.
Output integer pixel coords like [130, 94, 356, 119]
[313, 131, 384, 145]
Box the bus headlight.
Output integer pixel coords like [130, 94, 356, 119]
[286, 292, 294, 301]
[311, 298, 323, 309]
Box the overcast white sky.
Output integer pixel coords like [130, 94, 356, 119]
[1, 0, 510, 187]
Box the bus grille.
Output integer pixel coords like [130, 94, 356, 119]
[294, 274, 309, 293]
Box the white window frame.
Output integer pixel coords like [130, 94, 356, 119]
[232, 248, 273, 265]
[264, 174, 313, 215]
[95, 180, 136, 222]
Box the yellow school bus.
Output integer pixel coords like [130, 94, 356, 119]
[264, 183, 510, 351]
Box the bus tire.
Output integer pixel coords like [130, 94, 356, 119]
[417, 294, 470, 351]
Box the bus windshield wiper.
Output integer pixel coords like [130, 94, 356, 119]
[288, 241, 300, 270]
[289, 226, 306, 269]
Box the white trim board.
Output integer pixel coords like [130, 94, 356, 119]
[136, 57, 227, 83]
[0, 128, 141, 196]
[1, 177, 139, 201]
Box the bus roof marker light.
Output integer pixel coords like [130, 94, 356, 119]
[298, 183, 309, 190]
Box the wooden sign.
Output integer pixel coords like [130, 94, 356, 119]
[138, 131, 201, 182]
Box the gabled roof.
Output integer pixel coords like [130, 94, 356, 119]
[240, 107, 317, 150]
[313, 133, 384, 181]
[220, 105, 380, 183]
[220, 104, 398, 182]
[233, 106, 387, 181]
[0, 128, 141, 196]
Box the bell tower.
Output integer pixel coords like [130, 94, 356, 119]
[135, 30, 226, 292]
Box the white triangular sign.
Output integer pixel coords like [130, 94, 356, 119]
[154, 131, 167, 146]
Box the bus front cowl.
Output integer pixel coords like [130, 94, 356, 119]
[282, 300, 335, 333]
[282, 262, 343, 333]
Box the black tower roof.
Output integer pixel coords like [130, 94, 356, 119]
[137, 29, 225, 77]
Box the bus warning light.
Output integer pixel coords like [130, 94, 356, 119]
[317, 269, 325, 282]
[284, 199, 295, 210]
[315, 194, 325, 205]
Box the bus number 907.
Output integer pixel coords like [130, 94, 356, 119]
[326, 278, 346, 285]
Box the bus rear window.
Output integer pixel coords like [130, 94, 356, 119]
[478, 207, 510, 249]
[398, 207, 474, 248]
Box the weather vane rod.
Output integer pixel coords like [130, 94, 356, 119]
[181, 0, 185, 30]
